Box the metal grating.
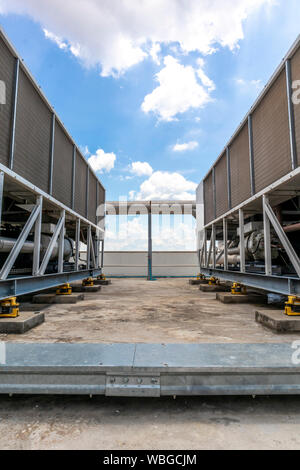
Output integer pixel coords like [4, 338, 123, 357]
[204, 171, 214, 225]
[252, 69, 291, 192]
[74, 150, 87, 218]
[229, 123, 251, 207]
[291, 46, 300, 165]
[0, 37, 15, 167]
[215, 152, 228, 218]
[52, 121, 73, 207]
[88, 171, 97, 224]
[13, 67, 52, 192]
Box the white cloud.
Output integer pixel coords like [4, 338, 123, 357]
[142, 56, 214, 121]
[235, 77, 263, 92]
[43, 29, 68, 50]
[173, 141, 199, 152]
[130, 161, 153, 177]
[0, 0, 274, 77]
[105, 216, 196, 251]
[88, 148, 116, 173]
[80, 145, 90, 157]
[130, 171, 197, 200]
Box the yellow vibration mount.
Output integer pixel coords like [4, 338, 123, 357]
[231, 282, 247, 295]
[82, 277, 94, 287]
[196, 273, 206, 281]
[208, 277, 218, 286]
[97, 274, 106, 281]
[56, 283, 72, 296]
[0, 297, 19, 318]
[285, 296, 300, 316]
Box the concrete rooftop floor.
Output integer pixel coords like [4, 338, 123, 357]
[1, 278, 300, 450]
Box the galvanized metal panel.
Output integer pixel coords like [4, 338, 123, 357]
[0, 37, 15, 167]
[204, 171, 214, 225]
[52, 121, 73, 207]
[13, 67, 52, 192]
[215, 152, 228, 218]
[252, 69, 291, 192]
[74, 150, 87, 218]
[291, 46, 300, 164]
[88, 171, 97, 224]
[229, 123, 251, 207]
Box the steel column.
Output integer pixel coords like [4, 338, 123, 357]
[203, 229, 207, 268]
[101, 239, 105, 270]
[212, 224, 216, 269]
[75, 218, 80, 271]
[32, 196, 43, 276]
[239, 209, 245, 273]
[57, 210, 65, 274]
[9, 58, 19, 170]
[263, 195, 272, 276]
[286, 59, 298, 170]
[223, 218, 228, 271]
[38, 213, 65, 276]
[49, 113, 55, 195]
[86, 225, 91, 270]
[148, 202, 153, 280]
[0, 171, 4, 225]
[248, 115, 255, 196]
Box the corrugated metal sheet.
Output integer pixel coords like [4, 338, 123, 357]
[97, 182, 105, 228]
[88, 172, 97, 224]
[52, 121, 73, 207]
[13, 67, 52, 192]
[291, 46, 300, 164]
[215, 152, 228, 218]
[230, 123, 251, 207]
[252, 69, 291, 192]
[0, 38, 14, 167]
[74, 150, 87, 218]
[204, 171, 214, 225]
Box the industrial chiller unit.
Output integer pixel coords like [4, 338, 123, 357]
[0, 27, 105, 306]
[197, 34, 300, 309]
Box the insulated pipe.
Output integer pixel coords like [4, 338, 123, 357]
[283, 223, 300, 233]
[0, 235, 73, 261]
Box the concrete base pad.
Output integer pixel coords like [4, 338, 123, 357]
[71, 285, 101, 293]
[200, 284, 228, 293]
[0, 312, 44, 334]
[256, 309, 300, 332]
[217, 293, 266, 304]
[33, 293, 84, 304]
[94, 280, 112, 286]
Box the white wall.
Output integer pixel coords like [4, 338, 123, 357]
[103, 251, 198, 277]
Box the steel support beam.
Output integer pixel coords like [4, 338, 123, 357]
[32, 196, 43, 276]
[206, 232, 213, 268]
[264, 198, 300, 277]
[9, 58, 19, 170]
[38, 213, 65, 276]
[212, 224, 216, 269]
[263, 195, 272, 276]
[57, 210, 65, 274]
[0, 204, 41, 280]
[200, 267, 300, 296]
[101, 239, 105, 270]
[239, 209, 245, 273]
[86, 225, 91, 270]
[286, 59, 298, 170]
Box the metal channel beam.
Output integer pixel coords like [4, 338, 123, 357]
[74, 218, 80, 271]
[0, 343, 300, 396]
[32, 196, 43, 276]
[38, 213, 65, 276]
[263, 195, 272, 276]
[223, 218, 228, 271]
[201, 267, 300, 296]
[239, 209, 245, 273]
[0, 269, 102, 301]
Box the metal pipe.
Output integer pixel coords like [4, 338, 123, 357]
[283, 223, 300, 233]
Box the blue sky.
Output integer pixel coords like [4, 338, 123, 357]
[0, 0, 299, 250]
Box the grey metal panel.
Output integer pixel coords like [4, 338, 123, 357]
[252, 69, 291, 192]
[52, 121, 73, 207]
[88, 172, 97, 224]
[229, 123, 251, 207]
[204, 171, 214, 225]
[74, 150, 87, 218]
[0, 37, 15, 167]
[215, 152, 228, 218]
[97, 182, 105, 228]
[13, 67, 52, 192]
[291, 46, 300, 165]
